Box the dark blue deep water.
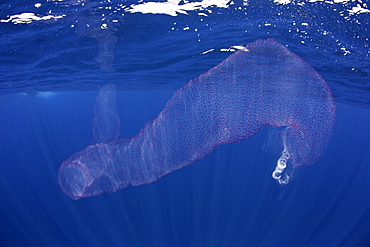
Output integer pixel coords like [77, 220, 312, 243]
[0, 0, 369, 246]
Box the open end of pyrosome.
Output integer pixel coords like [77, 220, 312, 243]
[58, 165, 86, 200]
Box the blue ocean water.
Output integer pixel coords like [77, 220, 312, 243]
[0, 0, 369, 246]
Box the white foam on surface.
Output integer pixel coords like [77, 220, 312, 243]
[126, 0, 232, 16]
[0, 12, 65, 24]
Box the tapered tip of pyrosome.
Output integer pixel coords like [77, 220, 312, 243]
[58, 165, 86, 200]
